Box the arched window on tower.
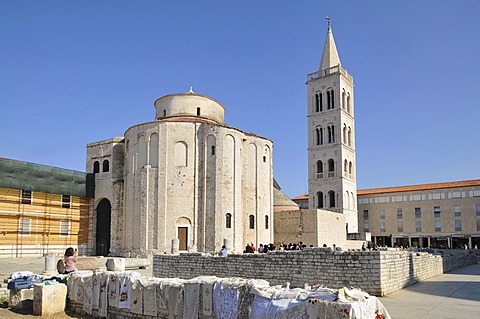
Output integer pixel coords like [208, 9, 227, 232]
[328, 159, 335, 177]
[348, 127, 352, 146]
[315, 93, 320, 112]
[249, 215, 255, 229]
[316, 127, 323, 146]
[349, 161, 353, 178]
[331, 89, 334, 108]
[316, 160, 323, 178]
[225, 213, 232, 229]
[326, 89, 334, 109]
[328, 190, 336, 207]
[347, 93, 351, 114]
[346, 191, 350, 209]
[342, 89, 346, 110]
[319, 92, 323, 111]
[102, 160, 109, 172]
[326, 90, 331, 110]
[328, 125, 335, 143]
[93, 161, 100, 173]
[344, 159, 348, 175]
[343, 124, 347, 144]
[316, 191, 324, 208]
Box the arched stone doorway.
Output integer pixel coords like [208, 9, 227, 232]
[96, 198, 111, 256]
[176, 217, 191, 251]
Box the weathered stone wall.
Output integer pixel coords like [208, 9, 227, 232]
[153, 248, 477, 296]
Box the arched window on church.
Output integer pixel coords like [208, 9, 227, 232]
[225, 213, 232, 229]
[102, 160, 109, 172]
[328, 190, 336, 207]
[328, 159, 335, 177]
[316, 160, 323, 178]
[349, 161, 353, 178]
[163, 109, 167, 117]
[316, 191, 324, 208]
[344, 159, 348, 175]
[211, 145, 216, 156]
[319, 92, 323, 111]
[315, 93, 319, 112]
[343, 124, 347, 144]
[342, 89, 346, 110]
[249, 215, 255, 229]
[93, 161, 100, 174]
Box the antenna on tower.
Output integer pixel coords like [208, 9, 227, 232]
[326, 16, 331, 30]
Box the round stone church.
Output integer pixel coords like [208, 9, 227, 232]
[86, 90, 273, 257]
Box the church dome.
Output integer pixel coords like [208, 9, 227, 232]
[154, 89, 225, 124]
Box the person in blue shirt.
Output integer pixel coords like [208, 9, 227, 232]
[218, 245, 227, 257]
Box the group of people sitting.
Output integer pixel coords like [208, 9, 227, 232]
[243, 243, 276, 253]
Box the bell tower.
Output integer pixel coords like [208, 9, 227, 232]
[306, 18, 358, 233]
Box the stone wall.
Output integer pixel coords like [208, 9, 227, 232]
[153, 248, 477, 296]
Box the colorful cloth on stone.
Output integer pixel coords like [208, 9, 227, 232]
[250, 295, 308, 319]
[118, 274, 132, 309]
[98, 272, 110, 318]
[213, 281, 240, 319]
[130, 277, 146, 315]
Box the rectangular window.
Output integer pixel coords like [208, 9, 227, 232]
[380, 221, 386, 233]
[397, 220, 403, 232]
[380, 210, 385, 220]
[21, 190, 32, 205]
[364, 222, 369, 232]
[434, 206, 441, 218]
[363, 210, 369, 220]
[415, 207, 422, 218]
[454, 205, 461, 217]
[455, 219, 462, 232]
[60, 220, 71, 237]
[476, 204, 480, 231]
[435, 220, 441, 232]
[415, 220, 422, 232]
[18, 217, 31, 236]
[62, 195, 71, 208]
[397, 208, 403, 219]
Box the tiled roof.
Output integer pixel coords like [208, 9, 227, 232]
[292, 194, 308, 200]
[292, 180, 480, 199]
[357, 180, 480, 195]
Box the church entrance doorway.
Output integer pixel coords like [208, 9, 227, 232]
[96, 198, 111, 256]
[178, 227, 188, 251]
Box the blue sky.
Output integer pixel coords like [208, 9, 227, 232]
[1, 1, 479, 198]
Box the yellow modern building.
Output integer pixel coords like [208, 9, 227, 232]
[357, 180, 480, 249]
[0, 157, 93, 257]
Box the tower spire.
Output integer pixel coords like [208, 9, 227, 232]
[319, 16, 341, 71]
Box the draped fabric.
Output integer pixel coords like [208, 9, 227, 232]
[65, 273, 390, 319]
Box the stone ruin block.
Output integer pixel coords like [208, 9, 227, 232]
[33, 283, 67, 316]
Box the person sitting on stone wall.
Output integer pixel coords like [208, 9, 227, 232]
[218, 245, 227, 257]
[64, 247, 77, 274]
